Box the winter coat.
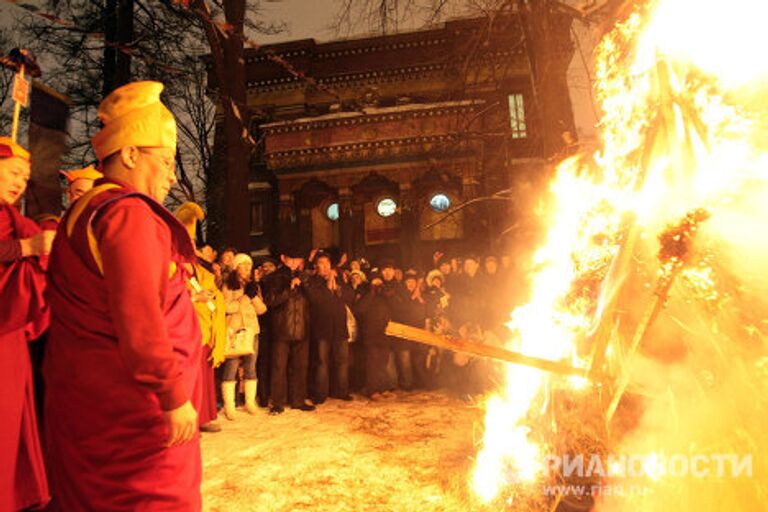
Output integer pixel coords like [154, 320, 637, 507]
[451, 273, 484, 326]
[353, 284, 392, 345]
[304, 274, 354, 342]
[223, 284, 267, 336]
[261, 266, 310, 342]
[381, 279, 409, 323]
[401, 294, 427, 329]
[424, 286, 450, 322]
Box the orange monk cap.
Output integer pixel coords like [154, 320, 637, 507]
[0, 136, 30, 162]
[60, 165, 103, 183]
[91, 81, 177, 161]
[174, 201, 204, 240]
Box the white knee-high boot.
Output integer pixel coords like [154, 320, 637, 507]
[244, 380, 258, 415]
[222, 381, 237, 420]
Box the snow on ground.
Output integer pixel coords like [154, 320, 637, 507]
[201, 391, 486, 512]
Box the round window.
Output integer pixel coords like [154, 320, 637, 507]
[326, 202, 339, 221]
[376, 197, 397, 217]
[429, 193, 451, 212]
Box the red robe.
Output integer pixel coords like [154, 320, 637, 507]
[199, 344, 217, 425]
[44, 179, 202, 511]
[0, 204, 50, 512]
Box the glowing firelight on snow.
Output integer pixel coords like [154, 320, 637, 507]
[472, 0, 768, 506]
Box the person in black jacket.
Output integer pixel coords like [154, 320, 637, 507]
[382, 262, 414, 391]
[260, 248, 315, 415]
[401, 270, 433, 389]
[451, 255, 484, 327]
[353, 270, 392, 398]
[253, 257, 278, 407]
[305, 252, 354, 404]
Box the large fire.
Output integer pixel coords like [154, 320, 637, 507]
[472, 0, 768, 509]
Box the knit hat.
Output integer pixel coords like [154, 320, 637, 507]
[232, 253, 253, 269]
[91, 81, 176, 161]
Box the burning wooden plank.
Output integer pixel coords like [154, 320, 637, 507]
[385, 321, 597, 380]
[605, 208, 712, 422]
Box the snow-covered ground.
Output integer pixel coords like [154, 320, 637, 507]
[201, 391, 485, 512]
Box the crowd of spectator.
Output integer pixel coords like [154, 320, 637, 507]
[196, 243, 519, 427]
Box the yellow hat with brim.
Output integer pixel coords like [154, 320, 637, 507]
[60, 165, 103, 183]
[91, 81, 177, 161]
[0, 136, 30, 162]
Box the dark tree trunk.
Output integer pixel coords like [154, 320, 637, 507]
[520, 1, 577, 157]
[103, 0, 118, 96]
[221, 0, 249, 250]
[103, 0, 134, 96]
[193, 0, 251, 250]
[116, 0, 134, 88]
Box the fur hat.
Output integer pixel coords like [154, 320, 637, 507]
[426, 269, 444, 287]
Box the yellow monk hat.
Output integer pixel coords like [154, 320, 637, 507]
[0, 136, 30, 162]
[174, 201, 205, 240]
[60, 165, 103, 183]
[91, 81, 177, 161]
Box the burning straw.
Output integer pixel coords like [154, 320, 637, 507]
[470, 0, 768, 510]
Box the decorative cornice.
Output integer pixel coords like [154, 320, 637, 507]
[245, 49, 310, 64]
[244, 46, 526, 93]
[265, 133, 471, 171]
[263, 102, 480, 135]
[316, 38, 448, 60]
[246, 63, 447, 92]
[243, 35, 451, 67]
[246, 76, 302, 90]
[318, 63, 446, 85]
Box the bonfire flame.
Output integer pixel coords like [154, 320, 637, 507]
[472, 0, 768, 509]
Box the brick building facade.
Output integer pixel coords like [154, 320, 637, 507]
[208, 13, 577, 265]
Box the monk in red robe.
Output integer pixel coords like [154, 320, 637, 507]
[44, 81, 202, 511]
[0, 136, 53, 511]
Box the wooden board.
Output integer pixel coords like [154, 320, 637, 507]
[385, 321, 597, 380]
